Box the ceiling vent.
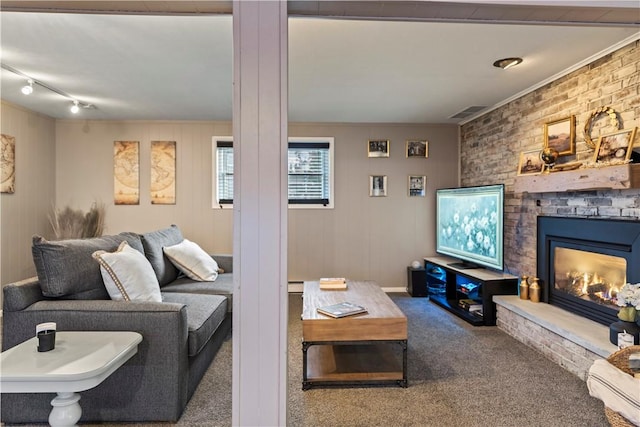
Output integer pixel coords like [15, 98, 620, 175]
[450, 106, 487, 119]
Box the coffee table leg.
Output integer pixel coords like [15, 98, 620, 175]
[302, 341, 311, 390]
[49, 392, 82, 426]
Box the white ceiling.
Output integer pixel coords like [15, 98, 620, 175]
[1, 6, 639, 124]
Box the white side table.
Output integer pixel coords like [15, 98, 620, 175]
[1, 331, 142, 426]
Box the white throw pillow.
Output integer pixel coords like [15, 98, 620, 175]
[163, 239, 219, 281]
[92, 241, 162, 302]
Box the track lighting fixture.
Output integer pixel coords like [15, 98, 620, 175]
[1, 63, 96, 114]
[21, 79, 34, 95]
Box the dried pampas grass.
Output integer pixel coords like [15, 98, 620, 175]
[50, 202, 106, 240]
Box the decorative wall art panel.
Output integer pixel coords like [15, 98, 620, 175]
[368, 140, 390, 158]
[408, 175, 426, 197]
[150, 141, 176, 205]
[114, 141, 140, 205]
[406, 140, 428, 158]
[1, 134, 16, 194]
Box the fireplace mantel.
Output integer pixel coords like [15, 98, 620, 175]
[514, 163, 640, 193]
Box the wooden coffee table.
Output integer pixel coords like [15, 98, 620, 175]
[301, 280, 408, 389]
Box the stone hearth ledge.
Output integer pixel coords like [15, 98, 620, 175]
[493, 295, 619, 380]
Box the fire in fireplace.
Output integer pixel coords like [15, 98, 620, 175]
[553, 247, 626, 310]
[537, 216, 640, 326]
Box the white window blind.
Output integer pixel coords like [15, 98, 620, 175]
[213, 137, 334, 208]
[288, 142, 330, 205]
[216, 141, 234, 204]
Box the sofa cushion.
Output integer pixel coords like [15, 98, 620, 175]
[161, 292, 228, 357]
[93, 241, 162, 302]
[140, 225, 183, 287]
[163, 239, 219, 282]
[32, 232, 144, 299]
[161, 273, 233, 312]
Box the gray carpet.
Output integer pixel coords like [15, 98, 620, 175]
[4, 294, 609, 426]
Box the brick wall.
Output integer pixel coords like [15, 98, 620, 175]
[496, 305, 601, 380]
[460, 40, 640, 279]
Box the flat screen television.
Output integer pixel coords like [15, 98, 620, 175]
[436, 184, 504, 271]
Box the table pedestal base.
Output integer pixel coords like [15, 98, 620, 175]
[49, 392, 81, 427]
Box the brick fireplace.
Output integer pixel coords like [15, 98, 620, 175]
[458, 40, 639, 380]
[494, 216, 640, 380]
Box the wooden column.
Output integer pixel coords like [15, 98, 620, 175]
[232, 1, 288, 426]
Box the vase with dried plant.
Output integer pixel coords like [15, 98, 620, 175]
[49, 201, 106, 240]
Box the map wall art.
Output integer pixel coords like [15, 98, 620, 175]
[1, 134, 16, 194]
[114, 141, 140, 205]
[150, 141, 176, 205]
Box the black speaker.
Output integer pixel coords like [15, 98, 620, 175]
[407, 266, 428, 297]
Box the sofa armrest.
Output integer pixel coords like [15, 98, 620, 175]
[3, 299, 188, 350]
[3, 277, 45, 312]
[212, 254, 232, 273]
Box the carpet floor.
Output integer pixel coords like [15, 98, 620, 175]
[3, 294, 610, 426]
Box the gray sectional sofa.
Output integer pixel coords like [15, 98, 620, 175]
[1, 225, 233, 423]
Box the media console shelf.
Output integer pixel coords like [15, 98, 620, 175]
[424, 255, 518, 326]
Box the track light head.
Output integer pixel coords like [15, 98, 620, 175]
[2, 64, 97, 115]
[21, 79, 34, 95]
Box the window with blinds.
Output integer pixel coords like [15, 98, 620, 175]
[288, 142, 330, 205]
[213, 137, 334, 208]
[216, 140, 234, 205]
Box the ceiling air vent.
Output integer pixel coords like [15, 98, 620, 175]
[450, 106, 487, 119]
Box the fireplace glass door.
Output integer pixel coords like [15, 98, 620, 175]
[553, 247, 626, 315]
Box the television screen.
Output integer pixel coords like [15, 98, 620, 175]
[436, 184, 504, 271]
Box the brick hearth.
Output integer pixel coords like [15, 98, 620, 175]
[494, 295, 618, 381]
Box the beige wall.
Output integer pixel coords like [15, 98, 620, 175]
[53, 120, 458, 288]
[0, 101, 56, 291]
[288, 123, 458, 286]
[55, 120, 234, 252]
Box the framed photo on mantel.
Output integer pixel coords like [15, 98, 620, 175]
[544, 116, 575, 156]
[517, 149, 544, 176]
[593, 127, 638, 164]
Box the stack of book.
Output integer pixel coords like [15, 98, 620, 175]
[458, 298, 482, 315]
[319, 277, 347, 290]
[317, 301, 367, 318]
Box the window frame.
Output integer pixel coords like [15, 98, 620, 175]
[212, 136, 335, 209]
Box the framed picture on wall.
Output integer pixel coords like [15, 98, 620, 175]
[368, 140, 390, 158]
[406, 140, 428, 158]
[1, 134, 16, 194]
[544, 116, 575, 156]
[151, 141, 176, 205]
[408, 175, 426, 197]
[517, 149, 544, 176]
[369, 175, 387, 196]
[593, 127, 637, 164]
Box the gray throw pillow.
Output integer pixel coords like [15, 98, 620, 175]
[140, 224, 184, 286]
[32, 232, 144, 299]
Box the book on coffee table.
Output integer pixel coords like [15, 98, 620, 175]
[317, 301, 367, 318]
[319, 277, 347, 290]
